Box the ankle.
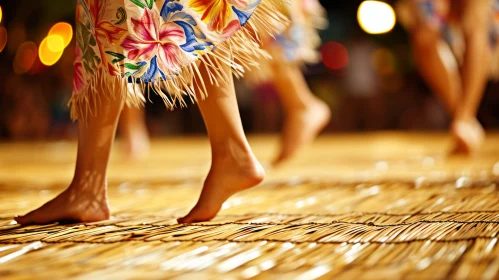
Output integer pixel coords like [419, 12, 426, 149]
[70, 174, 107, 193]
[211, 140, 254, 163]
[453, 107, 475, 121]
[285, 98, 327, 114]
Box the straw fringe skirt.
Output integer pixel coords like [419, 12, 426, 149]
[70, 0, 291, 120]
[396, 0, 499, 79]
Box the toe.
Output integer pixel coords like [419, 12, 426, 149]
[177, 209, 196, 224]
[15, 208, 56, 225]
[14, 214, 33, 225]
[177, 213, 196, 224]
[178, 206, 215, 224]
[14, 216, 26, 225]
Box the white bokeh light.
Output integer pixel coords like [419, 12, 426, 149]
[357, 1, 396, 34]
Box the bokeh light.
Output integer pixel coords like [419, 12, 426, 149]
[321, 41, 349, 70]
[13, 41, 37, 74]
[46, 35, 65, 52]
[48, 22, 73, 48]
[0, 27, 7, 52]
[0, 6, 3, 24]
[357, 1, 396, 35]
[39, 36, 64, 66]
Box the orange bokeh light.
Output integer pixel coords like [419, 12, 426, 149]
[48, 22, 73, 48]
[321, 42, 349, 70]
[46, 35, 65, 52]
[13, 41, 37, 74]
[0, 27, 7, 52]
[39, 36, 64, 66]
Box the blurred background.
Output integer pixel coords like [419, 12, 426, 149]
[1, 0, 499, 141]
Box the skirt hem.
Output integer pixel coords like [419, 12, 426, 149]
[69, 0, 290, 121]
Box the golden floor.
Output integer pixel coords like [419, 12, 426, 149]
[1, 133, 499, 279]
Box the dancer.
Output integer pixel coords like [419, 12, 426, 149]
[397, 0, 499, 154]
[15, 0, 289, 225]
[120, 0, 331, 165]
[247, 0, 331, 165]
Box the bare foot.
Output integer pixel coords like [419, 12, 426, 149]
[273, 100, 331, 166]
[15, 181, 110, 225]
[178, 151, 265, 223]
[451, 118, 485, 155]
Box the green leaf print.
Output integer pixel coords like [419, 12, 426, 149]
[76, 22, 90, 51]
[146, 0, 154, 9]
[124, 63, 145, 70]
[111, 58, 124, 64]
[89, 35, 97, 47]
[83, 47, 100, 75]
[130, 0, 146, 9]
[106, 51, 126, 63]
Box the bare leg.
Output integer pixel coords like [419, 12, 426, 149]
[119, 105, 150, 160]
[411, 26, 461, 115]
[269, 47, 331, 166]
[178, 62, 265, 224]
[15, 81, 124, 225]
[451, 0, 490, 154]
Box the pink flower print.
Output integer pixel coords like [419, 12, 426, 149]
[121, 9, 187, 74]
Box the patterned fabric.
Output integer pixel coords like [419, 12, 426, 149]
[413, 0, 448, 30]
[274, 0, 326, 63]
[71, 0, 288, 119]
[245, 0, 326, 83]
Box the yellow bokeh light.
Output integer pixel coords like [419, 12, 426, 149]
[39, 36, 64, 66]
[48, 22, 73, 48]
[0, 6, 3, 24]
[358, 1, 396, 35]
[46, 35, 65, 52]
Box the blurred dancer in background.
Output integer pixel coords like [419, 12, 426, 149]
[120, 0, 331, 165]
[397, 0, 499, 154]
[245, 0, 331, 165]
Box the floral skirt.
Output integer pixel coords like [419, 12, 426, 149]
[71, 0, 290, 120]
[397, 0, 499, 78]
[245, 0, 327, 83]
